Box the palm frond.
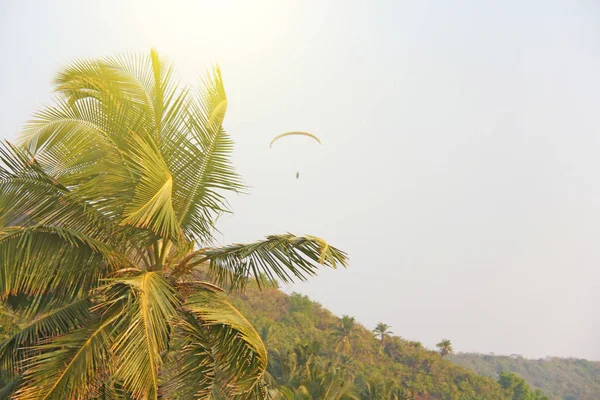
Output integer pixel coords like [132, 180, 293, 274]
[160, 317, 217, 400]
[0, 297, 91, 373]
[16, 96, 136, 213]
[19, 96, 123, 165]
[0, 225, 117, 304]
[171, 66, 243, 242]
[0, 141, 128, 245]
[0, 376, 20, 399]
[110, 272, 179, 399]
[165, 289, 267, 399]
[192, 234, 348, 289]
[89, 379, 133, 400]
[54, 53, 155, 120]
[21, 52, 181, 222]
[0, 141, 67, 225]
[15, 317, 116, 400]
[121, 134, 180, 241]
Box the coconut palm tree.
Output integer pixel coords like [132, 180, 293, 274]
[0, 50, 347, 399]
[360, 378, 404, 400]
[260, 324, 280, 349]
[296, 360, 358, 400]
[331, 315, 356, 356]
[436, 339, 453, 357]
[372, 322, 393, 345]
[269, 343, 357, 400]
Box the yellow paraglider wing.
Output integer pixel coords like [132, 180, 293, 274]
[269, 131, 322, 148]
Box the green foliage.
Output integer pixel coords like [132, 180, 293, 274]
[498, 371, 550, 400]
[451, 353, 600, 400]
[0, 304, 17, 388]
[267, 342, 358, 400]
[373, 322, 393, 343]
[231, 287, 551, 400]
[437, 339, 454, 358]
[0, 50, 347, 399]
[331, 316, 357, 356]
[0, 304, 16, 343]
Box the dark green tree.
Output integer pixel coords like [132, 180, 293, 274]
[332, 316, 357, 356]
[436, 339, 454, 357]
[498, 371, 550, 400]
[372, 322, 393, 345]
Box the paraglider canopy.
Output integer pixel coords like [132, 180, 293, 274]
[269, 131, 322, 148]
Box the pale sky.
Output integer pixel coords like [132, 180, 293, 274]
[1, 0, 599, 360]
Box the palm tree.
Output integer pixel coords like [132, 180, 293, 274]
[260, 324, 279, 349]
[372, 322, 393, 345]
[0, 50, 347, 399]
[297, 360, 358, 400]
[331, 315, 356, 356]
[360, 378, 404, 400]
[436, 339, 453, 357]
[269, 343, 357, 400]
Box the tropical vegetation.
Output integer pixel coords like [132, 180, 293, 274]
[373, 322, 393, 345]
[451, 353, 600, 400]
[231, 285, 553, 400]
[437, 340, 453, 358]
[0, 50, 347, 399]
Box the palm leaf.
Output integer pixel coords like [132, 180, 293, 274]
[0, 225, 118, 305]
[0, 376, 20, 399]
[0, 141, 129, 249]
[110, 272, 179, 399]
[17, 97, 135, 212]
[54, 53, 155, 122]
[15, 317, 116, 400]
[0, 297, 91, 373]
[166, 289, 267, 399]
[121, 134, 180, 241]
[192, 234, 348, 289]
[171, 66, 243, 242]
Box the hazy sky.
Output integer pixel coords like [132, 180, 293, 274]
[1, 0, 599, 360]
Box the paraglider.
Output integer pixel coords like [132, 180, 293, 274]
[270, 132, 321, 179]
[269, 131, 322, 148]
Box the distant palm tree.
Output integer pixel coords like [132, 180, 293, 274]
[372, 322, 393, 345]
[332, 315, 356, 356]
[260, 324, 280, 348]
[360, 378, 404, 400]
[436, 339, 454, 357]
[270, 343, 358, 400]
[0, 50, 347, 399]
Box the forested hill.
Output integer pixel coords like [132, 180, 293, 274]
[231, 285, 551, 399]
[449, 353, 600, 400]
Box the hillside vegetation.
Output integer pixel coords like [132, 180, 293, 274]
[4, 283, 590, 399]
[231, 285, 551, 399]
[450, 353, 600, 400]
